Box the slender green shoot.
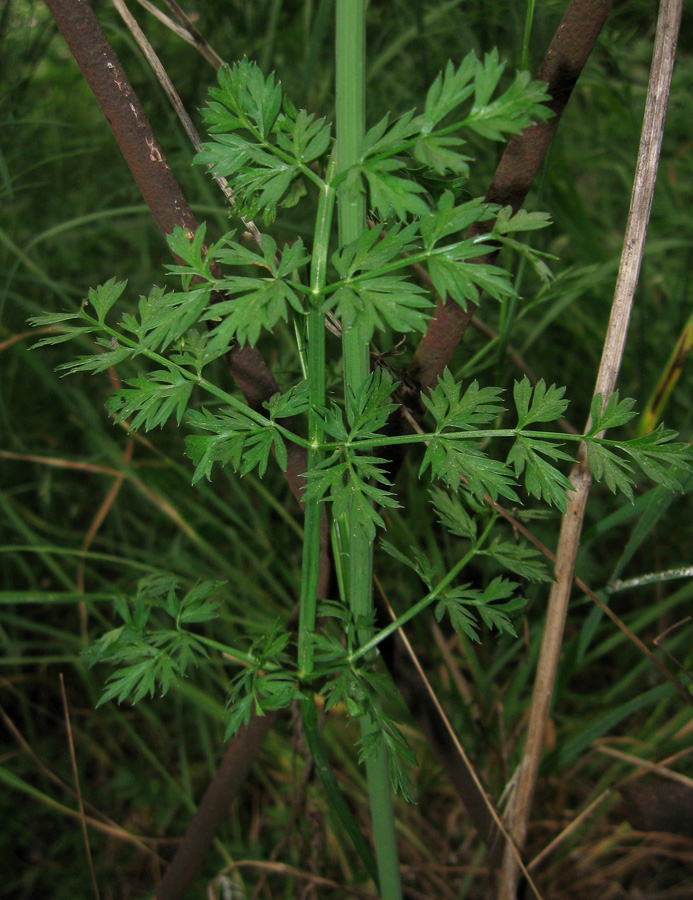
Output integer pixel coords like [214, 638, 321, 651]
[336, 4, 403, 897]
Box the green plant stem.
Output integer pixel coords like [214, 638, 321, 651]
[309, 430, 654, 452]
[318, 236, 497, 292]
[296, 154, 382, 892]
[336, 4, 402, 898]
[300, 697, 380, 884]
[336, 0, 371, 645]
[349, 516, 497, 663]
[521, 0, 536, 71]
[194, 635, 259, 666]
[315, 428, 565, 450]
[297, 155, 336, 677]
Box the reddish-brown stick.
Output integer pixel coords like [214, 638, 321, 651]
[408, 0, 614, 393]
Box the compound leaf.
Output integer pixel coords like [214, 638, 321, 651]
[106, 370, 194, 430]
[514, 377, 569, 428]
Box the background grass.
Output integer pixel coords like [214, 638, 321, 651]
[1, 1, 691, 898]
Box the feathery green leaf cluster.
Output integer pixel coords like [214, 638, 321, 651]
[83, 577, 224, 706]
[30, 52, 692, 805]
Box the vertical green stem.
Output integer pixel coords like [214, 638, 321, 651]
[298, 152, 382, 885]
[336, 4, 403, 898]
[336, 0, 368, 387]
[297, 157, 336, 678]
[520, 0, 536, 71]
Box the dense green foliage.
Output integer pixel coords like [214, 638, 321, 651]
[1, 2, 692, 899]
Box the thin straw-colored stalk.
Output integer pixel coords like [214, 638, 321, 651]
[111, 0, 263, 246]
[60, 673, 101, 900]
[499, 2, 683, 897]
[135, 0, 225, 68]
[335, 3, 402, 898]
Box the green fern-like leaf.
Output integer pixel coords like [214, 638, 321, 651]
[106, 370, 194, 430]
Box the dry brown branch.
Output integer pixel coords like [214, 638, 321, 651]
[42, 7, 315, 899]
[154, 712, 278, 899]
[407, 0, 615, 392]
[159, 0, 225, 70]
[109, 0, 263, 243]
[498, 1, 684, 896]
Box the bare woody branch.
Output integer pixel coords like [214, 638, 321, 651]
[499, 1, 684, 896]
[408, 0, 614, 392]
[43, 6, 318, 897]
